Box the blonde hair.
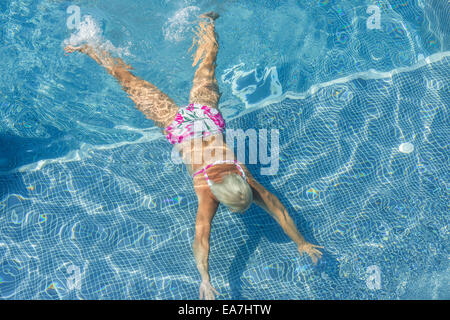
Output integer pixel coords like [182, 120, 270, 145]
[210, 173, 253, 213]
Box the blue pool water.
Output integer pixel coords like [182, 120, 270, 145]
[0, 0, 448, 299]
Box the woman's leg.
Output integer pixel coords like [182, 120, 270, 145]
[65, 45, 179, 128]
[188, 12, 221, 110]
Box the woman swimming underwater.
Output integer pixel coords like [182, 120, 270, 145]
[65, 12, 323, 300]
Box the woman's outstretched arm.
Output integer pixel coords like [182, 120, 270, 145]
[248, 177, 324, 264]
[193, 186, 220, 300]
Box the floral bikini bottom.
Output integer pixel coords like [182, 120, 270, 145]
[165, 103, 226, 145]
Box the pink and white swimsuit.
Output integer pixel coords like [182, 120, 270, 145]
[192, 159, 247, 187]
[165, 103, 226, 145]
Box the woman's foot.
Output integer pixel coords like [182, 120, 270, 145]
[200, 11, 220, 22]
[64, 44, 87, 54]
[64, 44, 118, 72]
[190, 12, 219, 67]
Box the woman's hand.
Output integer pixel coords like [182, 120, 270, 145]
[199, 280, 219, 300]
[298, 242, 324, 264]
